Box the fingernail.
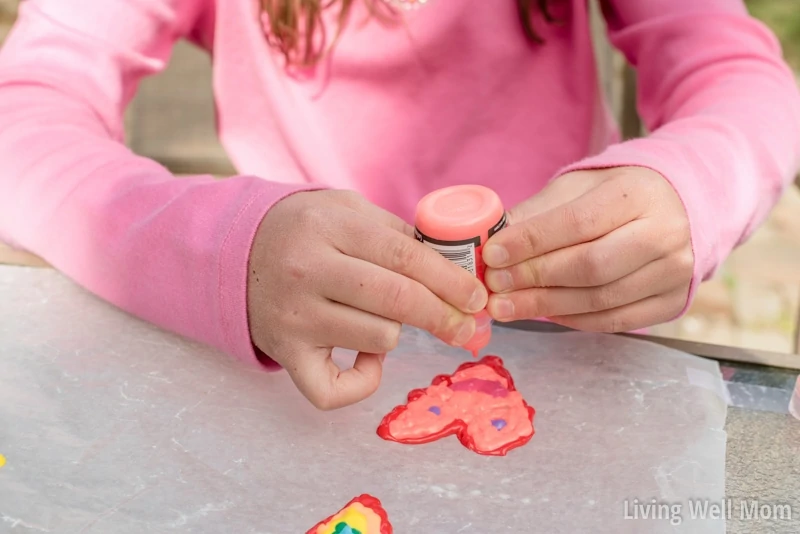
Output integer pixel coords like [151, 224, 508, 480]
[487, 269, 513, 292]
[467, 286, 487, 313]
[484, 245, 509, 267]
[492, 297, 515, 320]
[453, 319, 475, 347]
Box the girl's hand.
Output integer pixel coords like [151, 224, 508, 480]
[247, 190, 487, 410]
[483, 167, 693, 332]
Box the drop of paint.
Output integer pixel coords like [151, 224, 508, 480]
[491, 419, 506, 431]
[428, 406, 441, 415]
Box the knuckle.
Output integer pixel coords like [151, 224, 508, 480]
[648, 230, 672, 257]
[522, 260, 543, 287]
[661, 221, 689, 252]
[295, 203, 327, 230]
[563, 205, 598, 239]
[431, 305, 458, 340]
[374, 322, 401, 353]
[383, 277, 414, 319]
[280, 250, 311, 283]
[520, 224, 541, 254]
[310, 393, 336, 411]
[300, 380, 337, 411]
[676, 249, 695, 275]
[287, 363, 337, 412]
[361, 367, 382, 394]
[587, 285, 614, 311]
[581, 248, 609, 285]
[391, 239, 427, 272]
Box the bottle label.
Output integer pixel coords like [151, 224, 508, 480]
[415, 212, 507, 283]
[487, 212, 508, 239]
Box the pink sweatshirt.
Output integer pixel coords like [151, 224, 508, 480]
[1, 0, 799, 367]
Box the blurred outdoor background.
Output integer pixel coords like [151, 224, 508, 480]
[1, 0, 800, 354]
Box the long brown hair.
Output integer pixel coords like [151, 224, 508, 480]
[260, 0, 555, 68]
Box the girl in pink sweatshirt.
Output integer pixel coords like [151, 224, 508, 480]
[1, 0, 798, 409]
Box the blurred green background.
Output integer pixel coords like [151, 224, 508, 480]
[746, 0, 800, 72]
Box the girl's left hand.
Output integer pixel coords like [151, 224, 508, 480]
[482, 166, 694, 332]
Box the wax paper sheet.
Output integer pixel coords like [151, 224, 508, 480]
[0, 267, 727, 533]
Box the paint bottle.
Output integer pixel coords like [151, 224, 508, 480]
[414, 184, 507, 356]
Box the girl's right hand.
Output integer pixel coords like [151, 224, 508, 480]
[247, 190, 488, 410]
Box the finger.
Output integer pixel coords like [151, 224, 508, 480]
[322, 256, 476, 347]
[546, 288, 689, 333]
[314, 300, 402, 355]
[485, 219, 665, 292]
[486, 257, 682, 322]
[506, 171, 600, 225]
[326, 189, 415, 238]
[285, 346, 385, 410]
[353, 196, 416, 239]
[334, 215, 488, 314]
[483, 176, 645, 268]
[505, 185, 575, 226]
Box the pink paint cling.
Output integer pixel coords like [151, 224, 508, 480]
[414, 185, 507, 357]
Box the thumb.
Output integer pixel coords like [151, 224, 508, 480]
[286, 347, 385, 410]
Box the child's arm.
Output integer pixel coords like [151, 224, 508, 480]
[0, 0, 317, 365]
[562, 0, 800, 306]
[0, 2, 483, 405]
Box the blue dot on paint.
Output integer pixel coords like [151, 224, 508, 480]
[491, 419, 507, 431]
[428, 406, 441, 416]
[333, 522, 358, 534]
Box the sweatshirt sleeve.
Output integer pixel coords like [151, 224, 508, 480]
[0, 0, 318, 367]
[559, 0, 800, 313]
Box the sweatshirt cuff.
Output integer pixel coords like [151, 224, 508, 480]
[217, 179, 326, 370]
[555, 140, 719, 320]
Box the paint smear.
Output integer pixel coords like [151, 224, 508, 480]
[377, 356, 535, 456]
[306, 494, 392, 534]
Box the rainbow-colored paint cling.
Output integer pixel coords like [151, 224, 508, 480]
[307, 494, 392, 534]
